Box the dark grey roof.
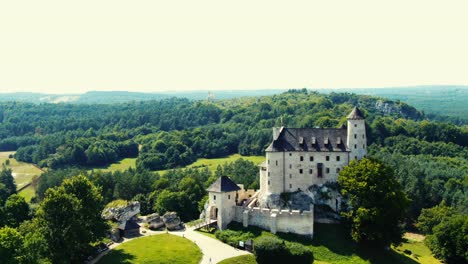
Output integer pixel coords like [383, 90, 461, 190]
[265, 127, 349, 152]
[347, 107, 364, 120]
[207, 176, 241, 193]
[118, 220, 140, 231]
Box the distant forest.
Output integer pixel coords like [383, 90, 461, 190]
[0, 89, 466, 219]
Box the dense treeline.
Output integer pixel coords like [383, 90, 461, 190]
[1, 91, 466, 171]
[0, 90, 467, 262]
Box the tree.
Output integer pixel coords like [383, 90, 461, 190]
[417, 203, 456, 234]
[36, 176, 107, 263]
[426, 214, 467, 263]
[0, 226, 23, 264]
[4, 194, 30, 227]
[0, 166, 16, 204]
[338, 158, 409, 247]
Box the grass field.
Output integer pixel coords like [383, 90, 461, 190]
[0, 151, 43, 201]
[218, 255, 256, 264]
[156, 154, 265, 175]
[206, 223, 439, 264]
[99, 234, 202, 264]
[93, 158, 137, 172]
[393, 234, 440, 264]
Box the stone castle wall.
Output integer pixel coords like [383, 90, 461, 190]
[233, 206, 314, 237]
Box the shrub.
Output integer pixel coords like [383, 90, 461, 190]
[253, 236, 288, 264]
[286, 242, 314, 263]
[215, 230, 255, 248]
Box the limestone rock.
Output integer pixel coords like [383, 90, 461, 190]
[145, 213, 165, 230]
[162, 212, 182, 230]
[102, 201, 140, 222]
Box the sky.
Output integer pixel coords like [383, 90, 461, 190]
[0, 0, 467, 94]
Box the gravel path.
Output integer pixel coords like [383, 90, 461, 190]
[89, 226, 250, 264]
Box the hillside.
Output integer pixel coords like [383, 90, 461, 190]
[0, 90, 466, 263]
[318, 86, 468, 124]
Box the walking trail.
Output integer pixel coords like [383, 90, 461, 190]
[90, 226, 250, 264]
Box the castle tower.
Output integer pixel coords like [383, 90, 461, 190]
[206, 176, 240, 230]
[346, 107, 367, 160]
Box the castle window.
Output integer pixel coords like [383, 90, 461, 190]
[228, 195, 231, 200]
[354, 144, 357, 149]
[336, 168, 341, 173]
[268, 172, 270, 176]
[276, 160, 278, 166]
[299, 169, 303, 174]
[317, 163, 323, 178]
[354, 134, 357, 139]
[355, 156, 357, 160]
[336, 156, 340, 161]
[309, 169, 313, 174]
[268, 180, 270, 185]
[326, 168, 330, 173]
[326, 156, 330, 161]
[300, 156, 304, 161]
[289, 153, 292, 156]
[354, 124, 357, 127]
[363, 144, 365, 148]
[289, 164, 292, 169]
[268, 160, 270, 164]
[310, 156, 314, 161]
[213, 195, 216, 200]
[362, 134, 365, 138]
[289, 184, 292, 188]
[289, 174, 292, 178]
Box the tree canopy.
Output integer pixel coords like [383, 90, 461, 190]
[338, 158, 409, 247]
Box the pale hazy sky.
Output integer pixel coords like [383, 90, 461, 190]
[0, 0, 467, 93]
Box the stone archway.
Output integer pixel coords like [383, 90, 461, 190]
[209, 206, 218, 221]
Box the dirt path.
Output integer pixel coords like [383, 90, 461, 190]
[89, 227, 250, 264]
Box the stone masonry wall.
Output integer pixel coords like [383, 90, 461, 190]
[233, 206, 314, 237]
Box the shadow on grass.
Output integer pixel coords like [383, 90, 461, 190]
[98, 248, 136, 264]
[227, 222, 418, 264]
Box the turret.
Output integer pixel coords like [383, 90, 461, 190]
[346, 107, 367, 160]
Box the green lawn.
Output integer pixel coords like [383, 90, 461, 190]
[99, 234, 202, 264]
[0, 151, 43, 201]
[98, 158, 137, 172]
[393, 235, 440, 264]
[210, 223, 438, 264]
[156, 154, 265, 175]
[18, 185, 36, 202]
[218, 255, 256, 264]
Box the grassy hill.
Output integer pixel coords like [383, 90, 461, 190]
[98, 234, 202, 264]
[0, 151, 43, 201]
[207, 223, 440, 264]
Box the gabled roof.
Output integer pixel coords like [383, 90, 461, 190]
[347, 107, 364, 120]
[118, 220, 140, 231]
[265, 127, 349, 152]
[207, 176, 241, 193]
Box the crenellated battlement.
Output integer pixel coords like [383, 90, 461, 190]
[233, 205, 314, 237]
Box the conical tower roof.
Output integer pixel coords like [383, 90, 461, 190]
[206, 176, 241, 192]
[347, 107, 364, 120]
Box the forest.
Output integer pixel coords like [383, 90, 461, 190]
[0, 89, 466, 263]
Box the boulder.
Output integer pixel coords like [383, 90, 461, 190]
[102, 201, 140, 222]
[110, 228, 121, 242]
[146, 213, 165, 230]
[162, 212, 182, 230]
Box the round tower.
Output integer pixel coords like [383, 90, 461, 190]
[346, 107, 367, 161]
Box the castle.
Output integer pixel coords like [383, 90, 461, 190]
[204, 107, 367, 237]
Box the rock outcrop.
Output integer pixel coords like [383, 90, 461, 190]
[102, 201, 140, 222]
[144, 213, 165, 230]
[162, 212, 182, 230]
